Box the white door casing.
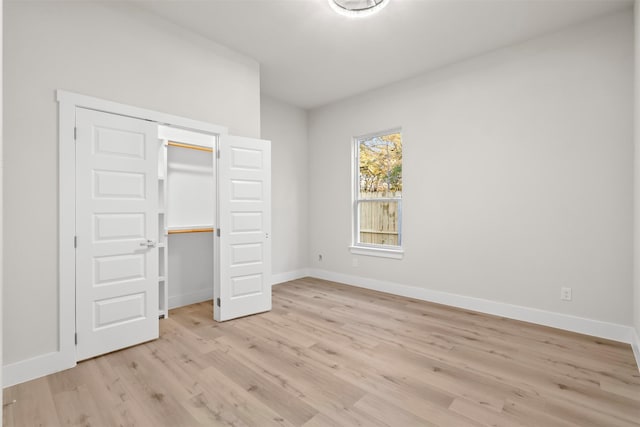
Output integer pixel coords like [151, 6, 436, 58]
[75, 108, 159, 360]
[215, 135, 271, 321]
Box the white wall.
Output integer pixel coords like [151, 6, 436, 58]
[167, 234, 214, 308]
[1, 0, 4, 411]
[308, 11, 634, 326]
[3, 1, 260, 365]
[260, 96, 309, 279]
[634, 1, 640, 356]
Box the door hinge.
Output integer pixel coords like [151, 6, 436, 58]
[74, 127, 77, 141]
[217, 298, 221, 307]
[74, 236, 77, 248]
[216, 229, 220, 237]
[74, 333, 78, 345]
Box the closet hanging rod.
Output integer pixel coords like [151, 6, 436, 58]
[167, 228, 215, 235]
[167, 141, 214, 153]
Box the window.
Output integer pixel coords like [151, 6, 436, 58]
[351, 129, 403, 258]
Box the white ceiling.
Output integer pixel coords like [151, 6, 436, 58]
[137, 0, 633, 109]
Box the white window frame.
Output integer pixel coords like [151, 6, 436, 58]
[349, 128, 404, 259]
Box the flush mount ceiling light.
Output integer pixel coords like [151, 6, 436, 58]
[329, 0, 390, 18]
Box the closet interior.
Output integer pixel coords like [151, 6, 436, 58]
[157, 126, 216, 317]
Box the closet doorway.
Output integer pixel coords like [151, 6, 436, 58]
[62, 92, 271, 362]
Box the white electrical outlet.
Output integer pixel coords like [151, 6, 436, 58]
[352, 258, 358, 267]
[560, 287, 572, 301]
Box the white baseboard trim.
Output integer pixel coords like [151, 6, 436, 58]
[631, 329, 640, 373]
[168, 289, 213, 310]
[308, 269, 635, 344]
[167, 269, 310, 310]
[3, 350, 76, 388]
[271, 269, 310, 285]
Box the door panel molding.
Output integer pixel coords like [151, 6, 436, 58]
[216, 135, 272, 321]
[75, 107, 159, 361]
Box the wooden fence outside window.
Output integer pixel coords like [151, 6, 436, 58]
[359, 191, 401, 246]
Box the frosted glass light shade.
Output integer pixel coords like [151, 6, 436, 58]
[329, 0, 389, 18]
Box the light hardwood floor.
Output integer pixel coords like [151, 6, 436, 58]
[4, 278, 640, 426]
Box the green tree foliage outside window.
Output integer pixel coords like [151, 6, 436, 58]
[359, 132, 402, 194]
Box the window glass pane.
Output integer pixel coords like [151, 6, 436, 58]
[358, 200, 400, 246]
[358, 132, 402, 196]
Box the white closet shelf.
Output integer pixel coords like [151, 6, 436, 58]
[166, 141, 214, 152]
[166, 225, 215, 234]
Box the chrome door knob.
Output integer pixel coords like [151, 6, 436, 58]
[139, 239, 156, 248]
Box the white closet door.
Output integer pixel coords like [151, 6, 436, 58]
[216, 135, 271, 321]
[75, 108, 159, 360]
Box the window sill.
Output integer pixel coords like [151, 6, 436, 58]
[349, 245, 404, 259]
